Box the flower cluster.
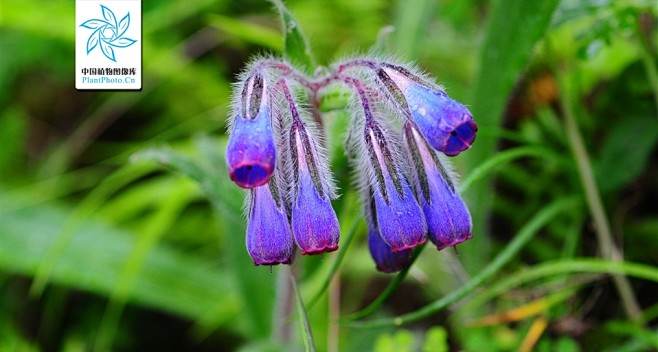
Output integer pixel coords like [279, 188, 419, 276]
[225, 58, 476, 271]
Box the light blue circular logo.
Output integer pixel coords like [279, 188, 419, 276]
[79, 5, 137, 62]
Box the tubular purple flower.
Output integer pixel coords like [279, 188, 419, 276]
[353, 84, 427, 251]
[282, 81, 340, 255]
[226, 73, 277, 188]
[365, 194, 413, 273]
[368, 226, 413, 273]
[291, 165, 340, 254]
[368, 130, 427, 252]
[378, 65, 477, 156]
[246, 178, 295, 265]
[346, 77, 427, 252]
[404, 122, 473, 250]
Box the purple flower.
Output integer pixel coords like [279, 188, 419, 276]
[368, 227, 414, 273]
[363, 121, 427, 252]
[226, 74, 276, 188]
[246, 179, 294, 265]
[365, 195, 413, 273]
[288, 119, 340, 255]
[404, 123, 473, 250]
[379, 65, 477, 156]
[225, 58, 478, 270]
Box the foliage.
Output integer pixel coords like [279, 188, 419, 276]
[1, 0, 657, 351]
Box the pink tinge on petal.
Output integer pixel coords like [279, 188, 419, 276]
[230, 163, 273, 188]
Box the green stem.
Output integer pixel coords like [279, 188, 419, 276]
[459, 145, 567, 194]
[455, 259, 658, 320]
[343, 198, 579, 328]
[306, 214, 361, 309]
[343, 243, 426, 321]
[557, 74, 643, 323]
[343, 145, 564, 321]
[290, 273, 316, 352]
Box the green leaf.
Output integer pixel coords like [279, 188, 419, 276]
[604, 321, 658, 350]
[392, 0, 435, 58]
[94, 178, 197, 351]
[0, 194, 240, 326]
[595, 116, 658, 192]
[132, 137, 277, 338]
[463, 0, 561, 272]
[270, 0, 315, 73]
[30, 163, 156, 296]
[345, 197, 580, 328]
[459, 146, 567, 194]
[550, 0, 612, 28]
[371, 25, 395, 54]
[454, 259, 658, 321]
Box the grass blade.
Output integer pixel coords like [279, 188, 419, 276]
[291, 274, 316, 352]
[132, 142, 276, 338]
[344, 197, 580, 328]
[459, 145, 567, 194]
[463, 0, 561, 272]
[342, 243, 425, 321]
[0, 194, 240, 325]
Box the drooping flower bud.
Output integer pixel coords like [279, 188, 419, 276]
[346, 77, 427, 252]
[226, 73, 277, 188]
[281, 81, 340, 255]
[246, 176, 294, 265]
[365, 192, 413, 273]
[378, 64, 477, 156]
[364, 121, 427, 251]
[404, 122, 473, 250]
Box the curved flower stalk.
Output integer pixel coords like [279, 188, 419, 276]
[226, 71, 277, 188]
[404, 122, 473, 249]
[336, 59, 478, 156]
[279, 80, 340, 255]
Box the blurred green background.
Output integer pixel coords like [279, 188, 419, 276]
[1, 0, 657, 351]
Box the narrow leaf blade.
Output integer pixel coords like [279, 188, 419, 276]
[462, 0, 561, 271]
[270, 0, 315, 72]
